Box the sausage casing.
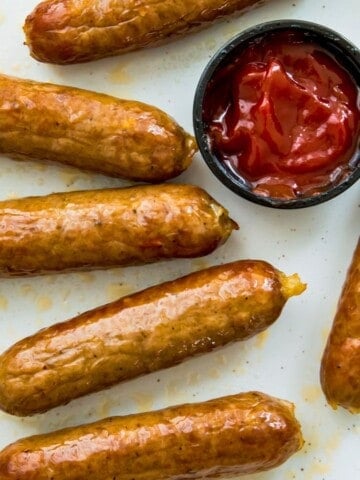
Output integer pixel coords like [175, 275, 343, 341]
[320, 238, 360, 413]
[0, 74, 196, 181]
[0, 392, 304, 480]
[24, 0, 263, 64]
[0, 184, 237, 277]
[0, 260, 305, 416]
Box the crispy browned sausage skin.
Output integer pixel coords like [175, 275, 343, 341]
[0, 74, 196, 181]
[0, 392, 304, 480]
[320, 239, 360, 413]
[0, 260, 305, 416]
[24, 0, 263, 64]
[0, 184, 237, 277]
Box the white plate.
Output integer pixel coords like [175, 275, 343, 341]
[0, 0, 359, 478]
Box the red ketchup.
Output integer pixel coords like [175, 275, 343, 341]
[203, 31, 360, 199]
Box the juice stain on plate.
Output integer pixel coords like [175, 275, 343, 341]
[36, 296, 53, 312]
[255, 330, 269, 349]
[132, 392, 154, 412]
[108, 64, 132, 84]
[0, 295, 8, 310]
[301, 385, 322, 404]
[106, 283, 134, 301]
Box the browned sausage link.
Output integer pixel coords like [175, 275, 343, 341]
[0, 74, 196, 181]
[0, 392, 304, 480]
[24, 0, 263, 64]
[0, 260, 305, 416]
[0, 184, 237, 277]
[320, 238, 360, 413]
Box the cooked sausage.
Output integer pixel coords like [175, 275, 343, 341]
[24, 0, 263, 64]
[320, 238, 360, 413]
[0, 392, 304, 480]
[0, 260, 305, 416]
[0, 184, 237, 277]
[0, 74, 196, 181]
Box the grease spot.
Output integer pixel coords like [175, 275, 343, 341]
[0, 295, 8, 310]
[132, 392, 154, 412]
[255, 330, 269, 349]
[36, 296, 53, 312]
[79, 273, 95, 284]
[5, 192, 19, 200]
[108, 64, 132, 84]
[301, 385, 322, 404]
[191, 259, 210, 272]
[322, 326, 330, 341]
[0, 12, 4, 25]
[59, 170, 85, 187]
[325, 432, 341, 453]
[97, 398, 112, 419]
[20, 284, 35, 297]
[187, 372, 200, 386]
[309, 460, 331, 475]
[106, 283, 134, 302]
[209, 368, 220, 379]
[215, 354, 228, 367]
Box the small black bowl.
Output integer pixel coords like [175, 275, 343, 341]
[193, 20, 360, 209]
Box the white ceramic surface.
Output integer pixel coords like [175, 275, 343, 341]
[0, 1, 359, 478]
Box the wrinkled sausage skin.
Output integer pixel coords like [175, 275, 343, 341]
[24, 0, 263, 64]
[0, 184, 237, 277]
[0, 74, 196, 181]
[0, 392, 304, 480]
[320, 239, 360, 413]
[0, 260, 305, 416]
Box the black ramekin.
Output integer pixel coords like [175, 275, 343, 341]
[193, 20, 360, 209]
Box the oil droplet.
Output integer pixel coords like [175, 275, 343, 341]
[191, 259, 210, 272]
[36, 296, 53, 312]
[108, 64, 132, 84]
[255, 330, 269, 349]
[0, 295, 8, 310]
[106, 283, 134, 302]
[301, 385, 322, 404]
[132, 392, 154, 412]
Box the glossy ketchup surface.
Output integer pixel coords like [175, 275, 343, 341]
[203, 31, 360, 199]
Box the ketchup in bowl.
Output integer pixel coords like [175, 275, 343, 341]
[194, 21, 360, 208]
